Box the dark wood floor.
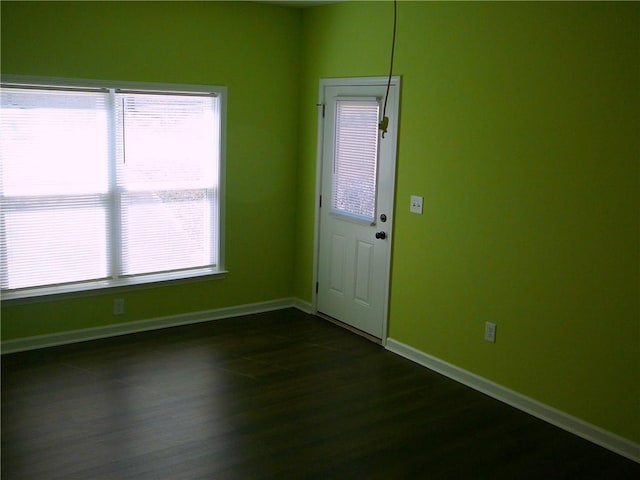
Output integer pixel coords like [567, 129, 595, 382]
[2, 308, 638, 479]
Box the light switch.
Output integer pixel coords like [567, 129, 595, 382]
[410, 195, 423, 214]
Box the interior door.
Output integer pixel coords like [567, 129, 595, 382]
[316, 78, 399, 339]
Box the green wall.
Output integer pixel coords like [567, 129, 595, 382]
[1, 1, 301, 338]
[296, 2, 639, 443]
[2, 0, 639, 446]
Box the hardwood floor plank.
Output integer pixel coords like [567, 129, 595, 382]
[2, 309, 638, 479]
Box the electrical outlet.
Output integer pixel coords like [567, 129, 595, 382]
[484, 322, 497, 343]
[410, 195, 423, 214]
[113, 298, 125, 316]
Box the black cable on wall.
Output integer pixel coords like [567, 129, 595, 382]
[379, 0, 397, 138]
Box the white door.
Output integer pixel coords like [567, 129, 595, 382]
[316, 77, 400, 339]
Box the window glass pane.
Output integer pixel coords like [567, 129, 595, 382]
[2, 202, 108, 289]
[0, 88, 109, 196]
[120, 189, 215, 276]
[332, 99, 380, 222]
[115, 92, 219, 277]
[116, 93, 218, 191]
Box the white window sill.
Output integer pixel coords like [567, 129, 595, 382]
[1, 268, 229, 305]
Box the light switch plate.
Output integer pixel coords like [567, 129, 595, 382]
[485, 322, 497, 343]
[410, 195, 423, 214]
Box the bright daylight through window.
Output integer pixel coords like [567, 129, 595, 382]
[0, 78, 225, 299]
[331, 98, 380, 223]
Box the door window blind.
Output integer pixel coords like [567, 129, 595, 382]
[331, 98, 380, 222]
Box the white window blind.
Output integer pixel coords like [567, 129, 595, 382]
[1, 88, 111, 290]
[332, 98, 380, 222]
[116, 92, 219, 277]
[0, 80, 224, 298]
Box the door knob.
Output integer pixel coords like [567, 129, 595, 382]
[375, 231, 387, 240]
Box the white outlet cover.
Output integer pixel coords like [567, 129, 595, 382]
[410, 195, 423, 214]
[113, 298, 125, 316]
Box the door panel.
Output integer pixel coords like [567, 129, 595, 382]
[354, 240, 374, 305]
[316, 79, 399, 339]
[329, 233, 346, 295]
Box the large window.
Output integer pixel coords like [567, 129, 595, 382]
[0, 77, 225, 299]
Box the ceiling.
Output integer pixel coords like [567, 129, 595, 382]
[257, 1, 344, 8]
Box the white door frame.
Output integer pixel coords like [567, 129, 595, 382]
[311, 76, 401, 343]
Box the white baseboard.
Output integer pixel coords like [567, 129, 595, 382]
[386, 338, 640, 464]
[2, 298, 306, 354]
[292, 297, 314, 314]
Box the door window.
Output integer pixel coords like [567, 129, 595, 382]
[331, 98, 380, 223]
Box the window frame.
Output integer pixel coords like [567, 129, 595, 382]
[0, 75, 227, 301]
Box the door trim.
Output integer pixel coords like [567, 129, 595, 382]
[312, 76, 401, 343]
